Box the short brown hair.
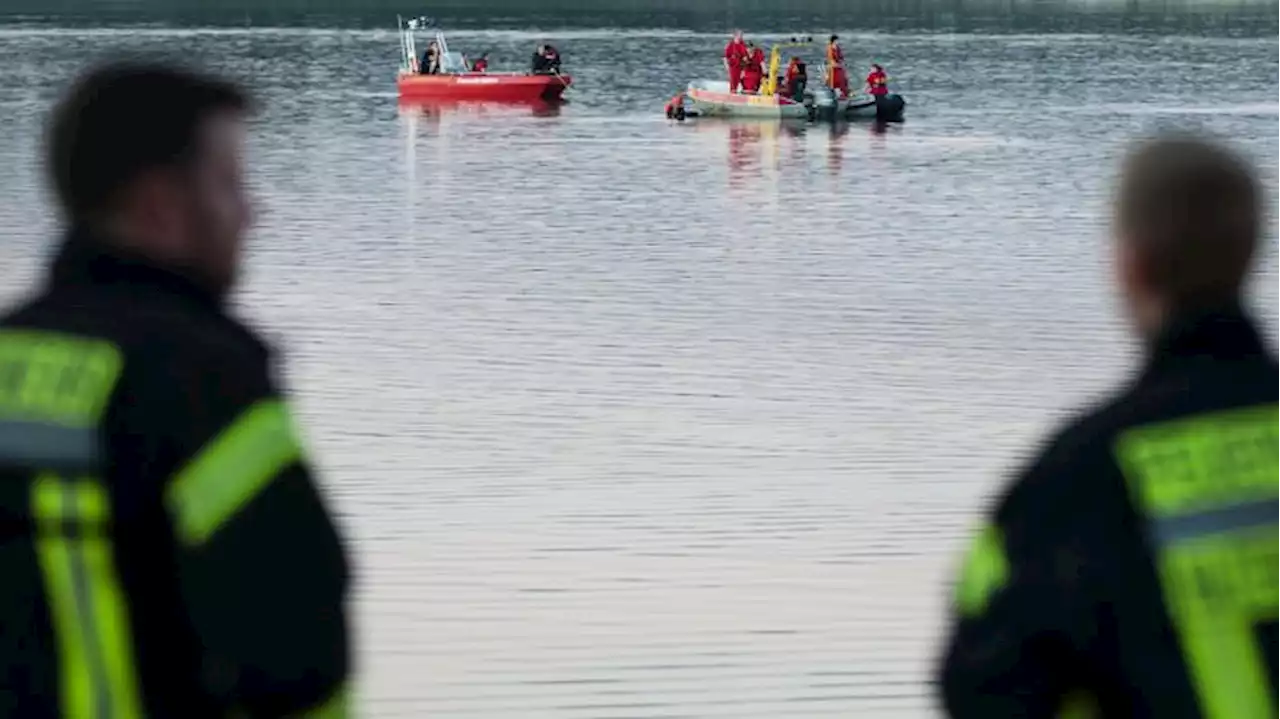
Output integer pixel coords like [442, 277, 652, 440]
[1116, 133, 1260, 308]
[47, 61, 250, 221]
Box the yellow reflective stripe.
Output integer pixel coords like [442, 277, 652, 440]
[168, 400, 302, 545]
[32, 474, 143, 719]
[1116, 404, 1278, 719]
[1057, 690, 1098, 718]
[955, 524, 1009, 617]
[294, 686, 350, 719]
[1117, 404, 1277, 516]
[33, 477, 92, 718]
[0, 331, 122, 426]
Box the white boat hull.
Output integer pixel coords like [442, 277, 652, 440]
[685, 80, 812, 119]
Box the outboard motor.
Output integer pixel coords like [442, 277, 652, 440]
[874, 93, 906, 123]
[809, 86, 838, 121]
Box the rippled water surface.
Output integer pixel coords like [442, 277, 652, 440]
[0, 24, 1277, 718]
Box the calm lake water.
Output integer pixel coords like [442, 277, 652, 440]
[0, 24, 1277, 718]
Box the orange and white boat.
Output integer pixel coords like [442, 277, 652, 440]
[396, 17, 571, 104]
[685, 80, 814, 119]
[675, 38, 905, 123]
[683, 40, 828, 120]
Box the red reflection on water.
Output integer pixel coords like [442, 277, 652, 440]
[396, 98, 564, 119]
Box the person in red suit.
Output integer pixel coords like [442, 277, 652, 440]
[741, 42, 766, 93]
[825, 34, 849, 98]
[783, 57, 807, 98]
[866, 63, 888, 95]
[723, 30, 748, 93]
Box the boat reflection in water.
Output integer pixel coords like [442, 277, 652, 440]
[397, 97, 564, 121]
[692, 119, 805, 186]
[827, 120, 849, 176]
[688, 117, 902, 186]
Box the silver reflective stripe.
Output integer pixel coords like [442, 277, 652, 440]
[1151, 499, 1278, 546]
[0, 420, 100, 469]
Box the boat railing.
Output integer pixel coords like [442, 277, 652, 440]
[399, 15, 429, 73]
[399, 15, 549, 77]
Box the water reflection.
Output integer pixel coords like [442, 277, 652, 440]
[827, 121, 849, 176]
[687, 120, 806, 186]
[688, 118, 900, 184]
[396, 97, 564, 121]
[726, 122, 764, 183]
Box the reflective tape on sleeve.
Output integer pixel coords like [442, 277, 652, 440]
[167, 400, 303, 546]
[296, 685, 350, 719]
[955, 524, 1010, 618]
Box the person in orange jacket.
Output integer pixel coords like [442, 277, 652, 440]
[723, 30, 748, 93]
[825, 34, 849, 98]
[741, 42, 766, 93]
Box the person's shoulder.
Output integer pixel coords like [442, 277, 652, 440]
[136, 303, 274, 386]
[116, 309, 283, 445]
[54, 287, 278, 400]
[993, 391, 1136, 529]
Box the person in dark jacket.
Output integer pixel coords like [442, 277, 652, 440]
[0, 62, 350, 718]
[938, 134, 1277, 718]
[531, 43, 561, 75]
[420, 40, 440, 74]
[531, 44, 548, 74]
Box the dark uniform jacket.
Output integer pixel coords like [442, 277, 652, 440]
[0, 229, 350, 718]
[939, 305, 1277, 718]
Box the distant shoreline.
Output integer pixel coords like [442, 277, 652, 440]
[1, 0, 1277, 36]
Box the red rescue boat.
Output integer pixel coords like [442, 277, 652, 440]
[397, 73, 569, 103]
[396, 17, 571, 104]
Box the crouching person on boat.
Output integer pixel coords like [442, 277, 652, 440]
[741, 42, 765, 93]
[532, 44, 562, 75]
[469, 53, 489, 72]
[531, 45, 550, 73]
[783, 57, 808, 99]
